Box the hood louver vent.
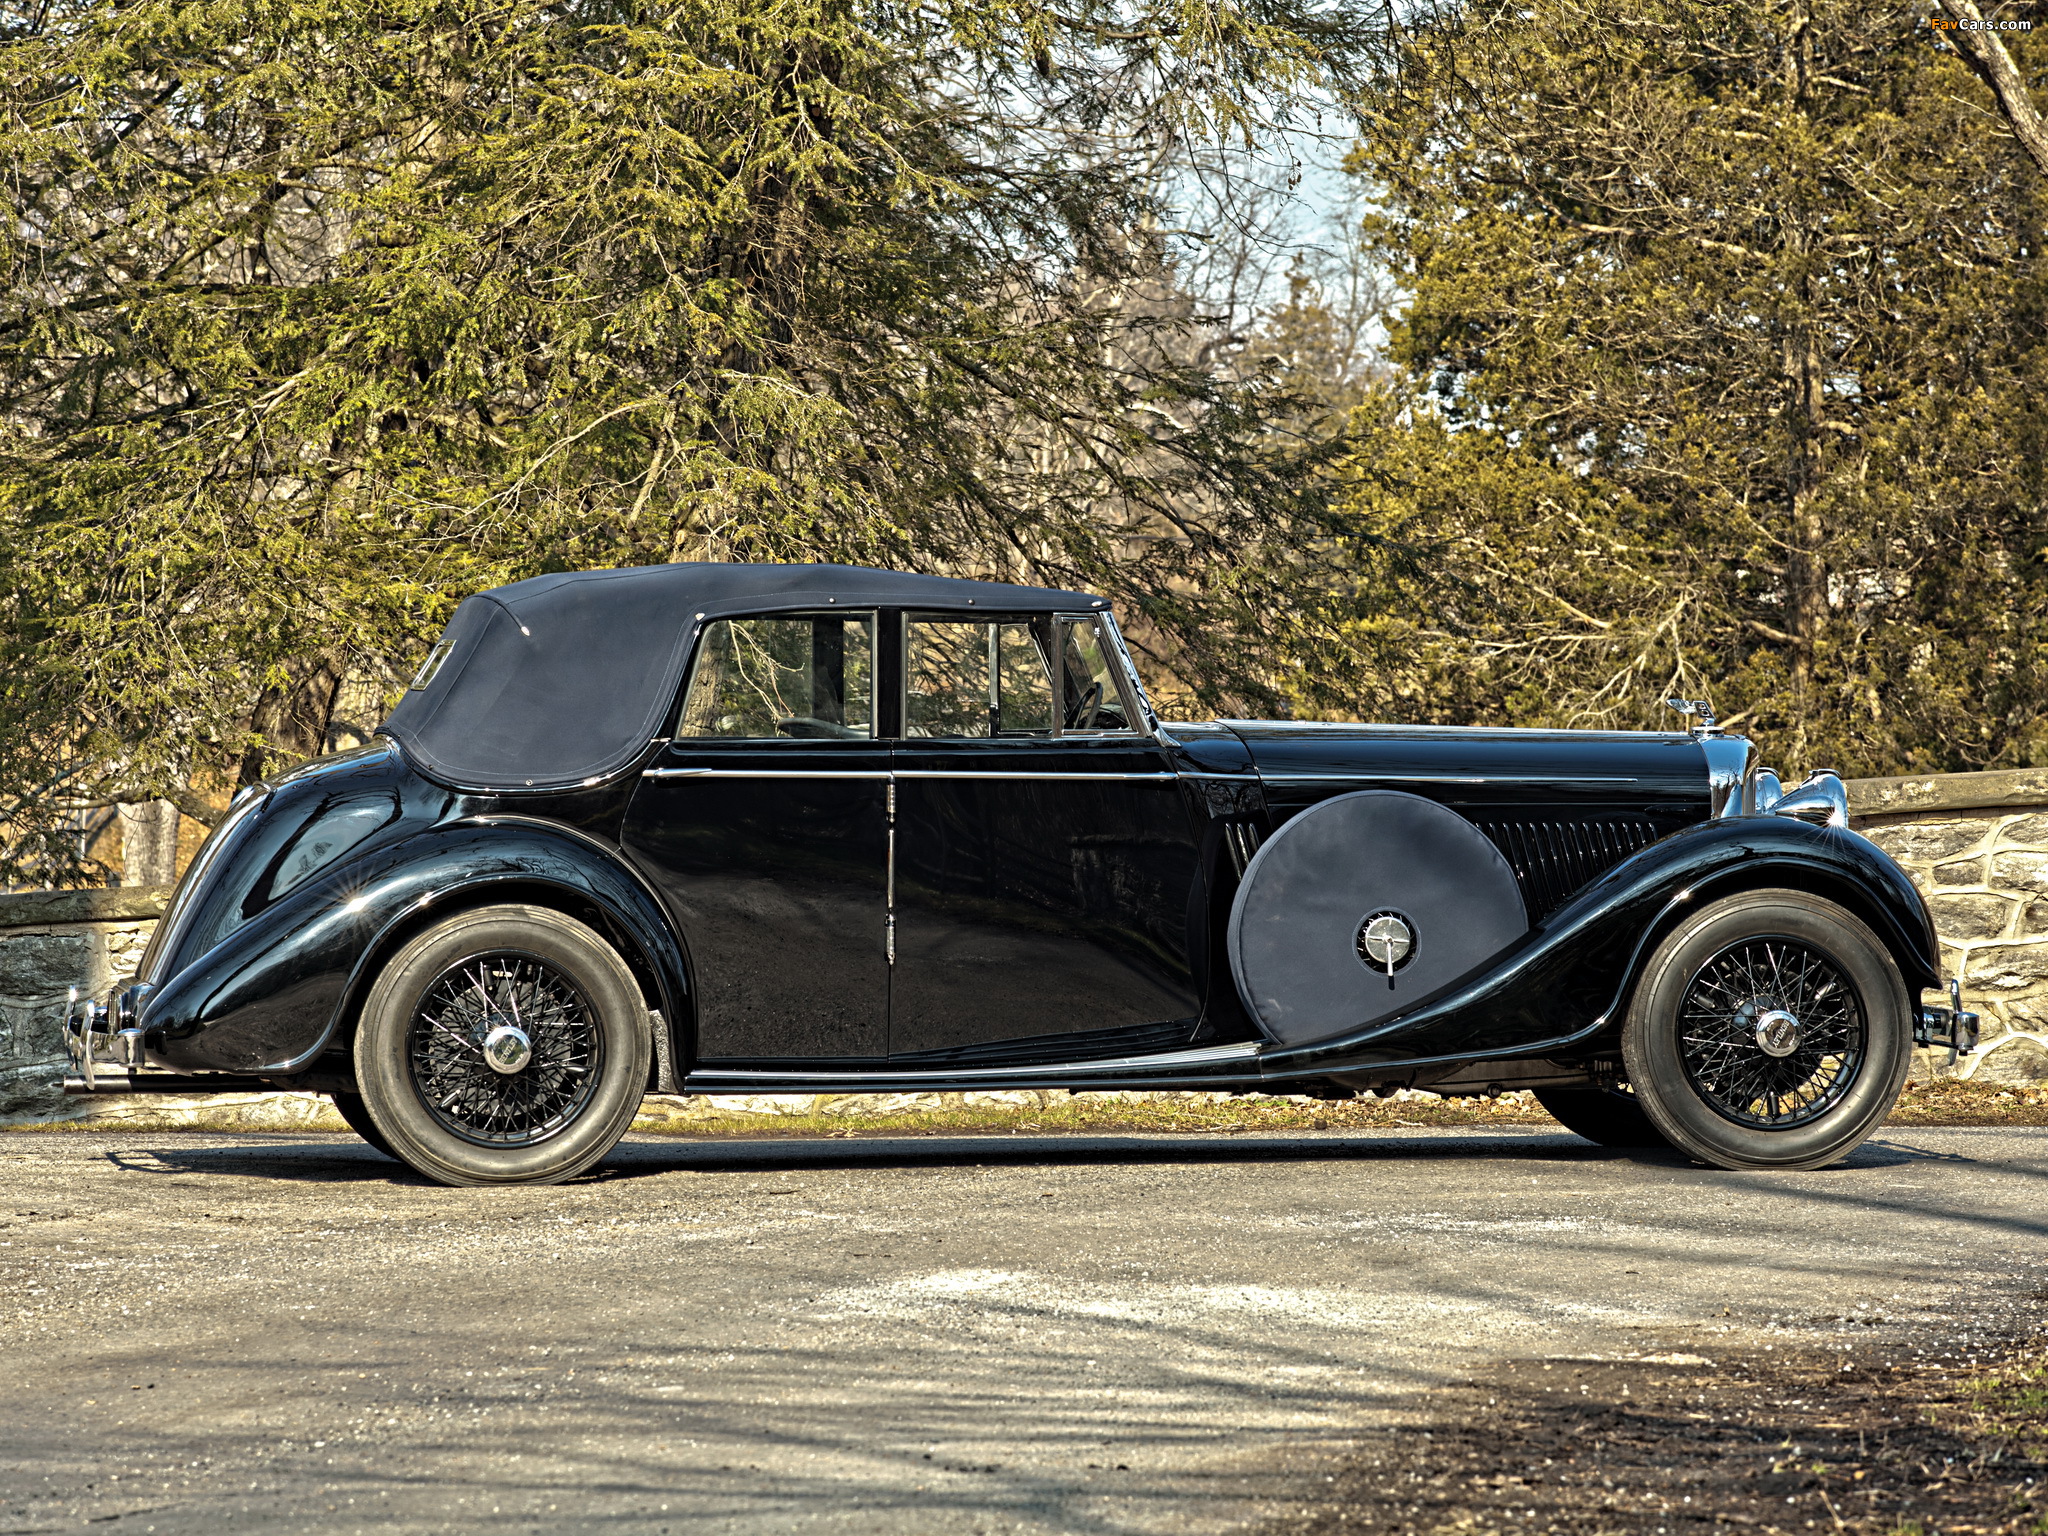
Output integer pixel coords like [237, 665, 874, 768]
[1223, 821, 1265, 877]
[1470, 816, 1660, 922]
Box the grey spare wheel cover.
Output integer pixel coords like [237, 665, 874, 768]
[1228, 790, 1529, 1047]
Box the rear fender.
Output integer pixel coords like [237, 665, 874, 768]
[142, 818, 689, 1076]
[1257, 817, 1938, 1084]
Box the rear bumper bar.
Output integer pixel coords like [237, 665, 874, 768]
[63, 987, 277, 1094]
[63, 1071, 277, 1095]
[1915, 979, 1981, 1062]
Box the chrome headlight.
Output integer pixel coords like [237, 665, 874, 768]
[1771, 770, 1849, 829]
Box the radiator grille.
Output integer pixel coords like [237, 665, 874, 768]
[1470, 816, 1660, 921]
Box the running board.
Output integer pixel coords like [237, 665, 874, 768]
[683, 1041, 1265, 1096]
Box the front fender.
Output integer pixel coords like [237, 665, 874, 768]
[1258, 816, 1939, 1083]
[142, 818, 687, 1074]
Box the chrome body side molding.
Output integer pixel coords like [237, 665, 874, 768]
[644, 767, 1177, 782]
[1258, 773, 1642, 786]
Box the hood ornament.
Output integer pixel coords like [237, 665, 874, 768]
[1665, 698, 1720, 736]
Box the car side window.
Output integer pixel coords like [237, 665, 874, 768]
[994, 622, 1057, 734]
[677, 614, 875, 739]
[1056, 616, 1134, 732]
[906, 619, 992, 738]
[905, 616, 1100, 737]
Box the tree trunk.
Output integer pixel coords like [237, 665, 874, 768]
[237, 654, 347, 787]
[1934, 0, 2048, 179]
[1782, 6, 1827, 769]
[117, 800, 181, 887]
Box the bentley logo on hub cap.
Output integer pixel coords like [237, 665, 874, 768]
[1356, 911, 1417, 977]
[1752, 1008, 1803, 1058]
[482, 1022, 534, 1075]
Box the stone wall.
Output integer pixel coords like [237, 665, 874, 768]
[1851, 769, 2048, 1085]
[5, 770, 2048, 1122]
[0, 888, 167, 1117]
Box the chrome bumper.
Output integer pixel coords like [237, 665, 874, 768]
[61, 986, 147, 1090]
[61, 987, 279, 1095]
[1914, 979, 1980, 1064]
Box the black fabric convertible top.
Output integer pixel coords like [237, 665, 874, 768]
[378, 562, 1108, 790]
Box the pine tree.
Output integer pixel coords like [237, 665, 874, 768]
[1288, 0, 2048, 779]
[0, 0, 1380, 880]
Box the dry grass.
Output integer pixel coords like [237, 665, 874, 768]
[1886, 1078, 2048, 1126]
[626, 1089, 1557, 1140]
[9, 1076, 2047, 1138]
[1938, 1345, 2048, 1462]
[632, 1090, 1559, 1140]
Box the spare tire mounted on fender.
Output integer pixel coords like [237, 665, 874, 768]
[1228, 790, 1529, 1047]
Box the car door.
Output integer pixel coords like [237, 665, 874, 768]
[888, 611, 1202, 1056]
[622, 610, 890, 1061]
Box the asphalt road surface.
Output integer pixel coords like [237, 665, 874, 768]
[1, 1125, 2043, 1536]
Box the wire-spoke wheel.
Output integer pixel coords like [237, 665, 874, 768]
[1678, 939, 1864, 1130]
[407, 953, 601, 1146]
[354, 905, 651, 1186]
[1623, 889, 1911, 1172]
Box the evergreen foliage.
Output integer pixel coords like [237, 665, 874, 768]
[0, 0, 1375, 881]
[1290, 0, 2048, 778]
[10, 0, 2048, 886]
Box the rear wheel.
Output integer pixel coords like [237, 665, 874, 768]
[328, 1091, 397, 1159]
[353, 905, 651, 1187]
[1621, 889, 1911, 1171]
[1532, 1085, 1668, 1148]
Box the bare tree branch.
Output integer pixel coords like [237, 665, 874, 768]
[1934, 0, 2048, 178]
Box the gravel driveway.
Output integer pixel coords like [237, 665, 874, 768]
[2, 1125, 2043, 1535]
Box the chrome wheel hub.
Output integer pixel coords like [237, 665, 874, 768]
[1356, 911, 1416, 974]
[1752, 1008, 1802, 1058]
[482, 1022, 533, 1075]
[1679, 939, 1864, 1130]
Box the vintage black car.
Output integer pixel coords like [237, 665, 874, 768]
[65, 563, 1976, 1184]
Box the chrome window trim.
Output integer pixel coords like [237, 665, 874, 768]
[671, 608, 881, 746]
[1052, 609, 1146, 739]
[902, 609, 1146, 741]
[1094, 609, 1161, 737]
[643, 768, 892, 779]
[893, 769, 1174, 781]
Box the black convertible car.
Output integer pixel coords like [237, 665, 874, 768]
[65, 564, 1975, 1184]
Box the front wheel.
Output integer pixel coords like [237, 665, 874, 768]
[353, 904, 651, 1187]
[1621, 889, 1911, 1172]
